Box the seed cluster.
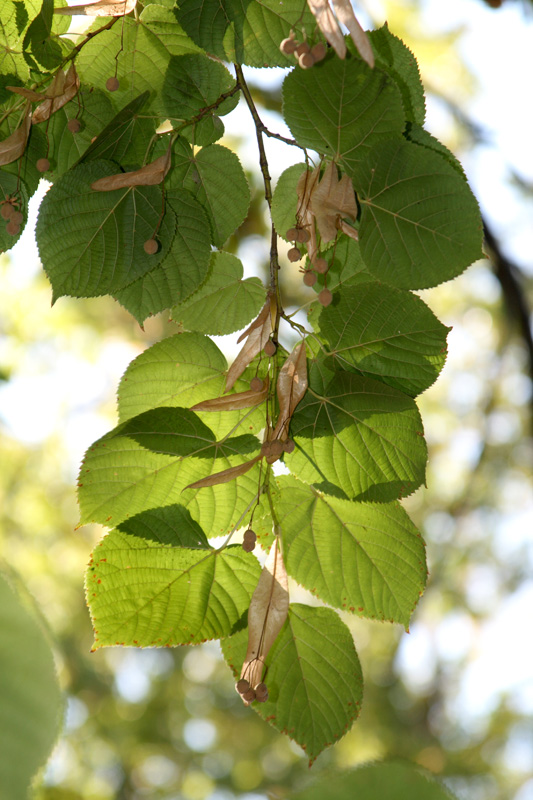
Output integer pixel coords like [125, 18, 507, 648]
[242, 528, 257, 553]
[280, 35, 327, 69]
[236, 678, 269, 704]
[286, 227, 333, 306]
[1, 196, 23, 237]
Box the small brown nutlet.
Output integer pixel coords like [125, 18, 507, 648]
[36, 158, 50, 173]
[242, 688, 256, 703]
[236, 678, 250, 694]
[6, 220, 20, 236]
[314, 257, 328, 274]
[262, 440, 284, 460]
[296, 228, 310, 243]
[283, 439, 295, 454]
[11, 210, 23, 225]
[242, 538, 256, 552]
[303, 270, 317, 287]
[243, 528, 256, 540]
[298, 52, 315, 69]
[143, 238, 158, 255]
[264, 340, 276, 356]
[254, 682, 269, 702]
[1, 203, 13, 220]
[287, 247, 301, 263]
[295, 42, 310, 56]
[311, 42, 327, 62]
[106, 76, 120, 92]
[249, 377, 264, 391]
[67, 118, 81, 133]
[318, 288, 333, 307]
[280, 37, 298, 55]
[286, 226, 299, 241]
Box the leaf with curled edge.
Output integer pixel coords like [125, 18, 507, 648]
[0, 107, 31, 166]
[192, 380, 268, 413]
[272, 341, 308, 442]
[240, 540, 289, 699]
[225, 301, 272, 392]
[91, 144, 171, 191]
[32, 64, 80, 125]
[184, 454, 262, 491]
[54, 0, 136, 15]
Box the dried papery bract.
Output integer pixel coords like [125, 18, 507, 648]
[32, 64, 80, 125]
[272, 340, 308, 441]
[240, 540, 289, 701]
[307, 0, 346, 58]
[54, 0, 136, 16]
[306, 0, 374, 67]
[91, 143, 172, 191]
[184, 455, 262, 491]
[225, 300, 273, 392]
[0, 106, 31, 166]
[191, 380, 268, 412]
[310, 161, 358, 242]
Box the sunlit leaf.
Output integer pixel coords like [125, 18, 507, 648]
[87, 533, 261, 646]
[266, 476, 427, 627]
[222, 603, 363, 762]
[286, 370, 427, 502]
[171, 251, 266, 336]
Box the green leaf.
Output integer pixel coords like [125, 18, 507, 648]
[221, 604, 363, 763]
[0, 0, 41, 81]
[118, 504, 211, 549]
[171, 251, 266, 335]
[368, 23, 426, 125]
[23, 0, 63, 70]
[0, 172, 28, 253]
[75, 91, 153, 168]
[309, 238, 370, 294]
[268, 476, 427, 627]
[40, 88, 116, 179]
[112, 191, 211, 323]
[115, 332, 264, 440]
[406, 122, 465, 176]
[0, 119, 47, 197]
[0, 568, 63, 800]
[76, 15, 171, 110]
[162, 53, 238, 126]
[177, 0, 316, 68]
[354, 139, 484, 289]
[78, 408, 261, 536]
[318, 282, 450, 396]
[271, 162, 306, 241]
[290, 761, 459, 800]
[167, 143, 250, 247]
[140, 3, 203, 56]
[286, 370, 427, 502]
[283, 55, 405, 173]
[87, 533, 261, 647]
[36, 160, 175, 299]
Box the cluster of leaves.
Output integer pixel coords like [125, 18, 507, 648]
[0, 0, 483, 763]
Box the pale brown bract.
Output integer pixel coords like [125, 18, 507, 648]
[306, 0, 375, 67]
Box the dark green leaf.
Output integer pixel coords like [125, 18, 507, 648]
[177, 0, 316, 68]
[0, 172, 29, 253]
[271, 162, 306, 241]
[283, 55, 405, 173]
[354, 139, 484, 289]
[117, 504, 211, 549]
[222, 604, 363, 763]
[36, 160, 175, 299]
[113, 191, 211, 323]
[76, 91, 152, 167]
[368, 23, 426, 125]
[318, 282, 450, 396]
[162, 54, 238, 126]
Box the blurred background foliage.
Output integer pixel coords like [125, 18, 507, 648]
[0, 0, 532, 799]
